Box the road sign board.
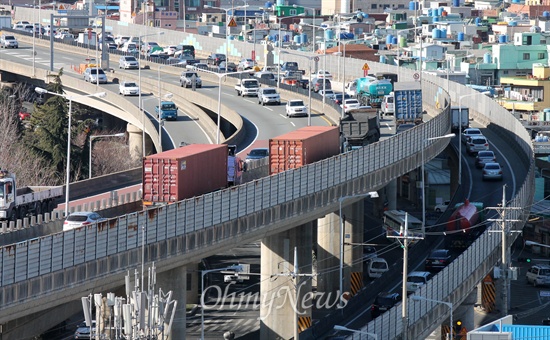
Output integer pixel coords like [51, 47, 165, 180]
[413, 72, 420, 80]
[314, 56, 320, 62]
[540, 291, 550, 297]
[362, 63, 370, 71]
[228, 17, 237, 27]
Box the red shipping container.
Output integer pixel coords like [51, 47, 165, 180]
[269, 126, 340, 175]
[142, 144, 227, 205]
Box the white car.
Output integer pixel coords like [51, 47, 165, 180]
[64, 211, 106, 231]
[341, 99, 361, 113]
[224, 275, 245, 283]
[406, 271, 433, 293]
[315, 70, 333, 80]
[318, 89, 336, 100]
[119, 56, 139, 69]
[119, 81, 140, 96]
[286, 99, 308, 117]
[434, 200, 450, 212]
[164, 45, 179, 56]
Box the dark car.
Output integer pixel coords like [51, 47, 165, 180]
[310, 78, 332, 92]
[425, 249, 453, 272]
[371, 292, 401, 318]
[218, 61, 237, 72]
[246, 148, 269, 161]
[207, 53, 226, 66]
[333, 93, 351, 105]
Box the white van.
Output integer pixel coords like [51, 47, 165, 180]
[381, 93, 395, 115]
[367, 257, 389, 279]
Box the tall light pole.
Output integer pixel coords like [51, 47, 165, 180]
[411, 296, 453, 340]
[35, 87, 106, 217]
[138, 31, 164, 154]
[458, 93, 480, 185]
[201, 265, 242, 339]
[333, 325, 377, 339]
[422, 134, 455, 228]
[275, 13, 305, 88]
[89, 133, 125, 178]
[204, 4, 249, 73]
[197, 69, 249, 143]
[338, 191, 378, 308]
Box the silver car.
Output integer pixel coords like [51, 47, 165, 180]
[64, 211, 106, 231]
[461, 128, 483, 144]
[285, 99, 307, 117]
[119, 55, 139, 69]
[179, 71, 202, 88]
[482, 162, 503, 181]
[83, 68, 108, 84]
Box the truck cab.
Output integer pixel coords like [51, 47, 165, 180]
[0, 171, 15, 219]
[381, 93, 395, 115]
[235, 79, 260, 97]
[227, 145, 243, 186]
[155, 101, 178, 121]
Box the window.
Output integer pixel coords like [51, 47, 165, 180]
[371, 4, 377, 9]
[523, 53, 530, 60]
[539, 53, 545, 59]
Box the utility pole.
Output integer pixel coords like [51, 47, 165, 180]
[487, 185, 522, 317]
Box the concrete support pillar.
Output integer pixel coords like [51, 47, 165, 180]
[127, 123, 144, 161]
[387, 178, 398, 211]
[260, 222, 313, 340]
[186, 262, 199, 304]
[455, 289, 477, 334]
[157, 265, 187, 340]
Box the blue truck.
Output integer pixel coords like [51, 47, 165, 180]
[393, 82, 423, 127]
[155, 101, 178, 121]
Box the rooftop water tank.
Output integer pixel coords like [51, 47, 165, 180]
[300, 33, 307, 44]
[386, 34, 394, 44]
[483, 52, 492, 63]
[391, 36, 398, 44]
[499, 35, 507, 43]
[283, 34, 290, 42]
[264, 2, 272, 9]
[433, 16, 440, 22]
[428, 9, 433, 16]
[438, 7, 444, 16]
[543, 11, 550, 17]
[453, 0, 460, 7]
[294, 35, 301, 44]
[399, 35, 407, 47]
[457, 32, 465, 41]
[441, 28, 447, 38]
[475, 17, 481, 26]
[509, 21, 518, 27]
[325, 29, 334, 40]
[432, 29, 440, 39]
[409, 1, 419, 10]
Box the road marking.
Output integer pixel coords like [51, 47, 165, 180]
[385, 122, 392, 130]
[262, 106, 273, 111]
[279, 114, 286, 119]
[244, 99, 255, 104]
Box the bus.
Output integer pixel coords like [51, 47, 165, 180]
[383, 210, 424, 242]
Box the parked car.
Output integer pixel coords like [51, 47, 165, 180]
[425, 249, 453, 272]
[482, 162, 503, 181]
[246, 148, 269, 161]
[179, 71, 202, 88]
[83, 68, 108, 84]
[461, 128, 483, 144]
[207, 53, 226, 66]
[64, 212, 106, 231]
[466, 135, 489, 155]
[406, 271, 433, 293]
[341, 99, 361, 113]
[434, 200, 450, 212]
[285, 99, 307, 117]
[371, 292, 401, 318]
[238, 58, 255, 70]
[119, 55, 139, 69]
[257, 87, 280, 105]
[118, 81, 140, 96]
[314, 70, 333, 80]
[475, 150, 497, 169]
[526, 264, 550, 287]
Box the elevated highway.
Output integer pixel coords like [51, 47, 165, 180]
[0, 16, 535, 340]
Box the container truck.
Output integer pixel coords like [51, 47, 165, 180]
[394, 82, 423, 127]
[450, 106, 469, 132]
[227, 145, 243, 186]
[142, 145, 228, 206]
[339, 107, 380, 150]
[356, 79, 393, 108]
[269, 126, 340, 175]
[0, 169, 63, 221]
[445, 200, 485, 249]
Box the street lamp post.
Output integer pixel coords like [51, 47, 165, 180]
[196, 68, 250, 143]
[89, 133, 125, 178]
[411, 296, 453, 340]
[333, 325, 377, 339]
[338, 191, 378, 308]
[422, 134, 455, 228]
[35, 87, 106, 217]
[201, 265, 242, 339]
[458, 93, 480, 185]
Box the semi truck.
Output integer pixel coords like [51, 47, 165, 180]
[394, 82, 423, 127]
[445, 200, 485, 249]
[269, 126, 340, 175]
[339, 107, 380, 150]
[356, 78, 393, 108]
[0, 170, 63, 221]
[142, 144, 243, 207]
[450, 106, 469, 132]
